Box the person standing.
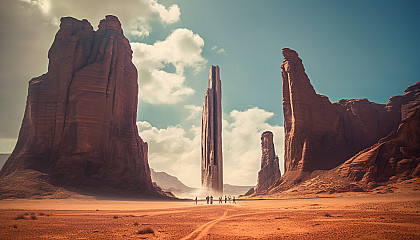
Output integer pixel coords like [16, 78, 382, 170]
[206, 196, 209, 204]
[210, 196, 213, 204]
[195, 197, 198, 205]
[225, 196, 227, 204]
[233, 196, 236, 204]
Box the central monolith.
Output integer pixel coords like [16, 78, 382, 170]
[201, 65, 223, 194]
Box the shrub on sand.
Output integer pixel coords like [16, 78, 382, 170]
[137, 227, 155, 235]
[15, 215, 25, 220]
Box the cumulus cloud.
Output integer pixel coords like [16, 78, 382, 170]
[131, 29, 207, 104]
[138, 121, 202, 187]
[211, 45, 227, 55]
[19, 0, 180, 37]
[138, 107, 284, 188]
[185, 105, 202, 121]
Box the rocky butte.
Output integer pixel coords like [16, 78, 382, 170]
[0, 16, 164, 198]
[201, 65, 223, 195]
[268, 48, 419, 193]
[255, 131, 281, 194]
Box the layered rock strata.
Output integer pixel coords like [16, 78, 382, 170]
[0, 16, 160, 197]
[255, 131, 280, 194]
[201, 65, 223, 194]
[337, 107, 420, 188]
[274, 48, 420, 192]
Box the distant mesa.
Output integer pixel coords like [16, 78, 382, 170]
[151, 168, 195, 198]
[201, 65, 223, 195]
[0, 16, 167, 199]
[255, 131, 280, 194]
[264, 48, 420, 195]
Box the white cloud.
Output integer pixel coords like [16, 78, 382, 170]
[185, 105, 202, 121]
[211, 45, 227, 55]
[20, 0, 50, 14]
[138, 121, 201, 187]
[19, 0, 180, 37]
[131, 29, 207, 104]
[138, 107, 284, 188]
[217, 48, 226, 55]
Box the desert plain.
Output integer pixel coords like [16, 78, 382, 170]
[1, 193, 419, 239]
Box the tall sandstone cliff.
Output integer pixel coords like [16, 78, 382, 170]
[0, 16, 160, 198]
[255, 131, 281, 194]
[201, 65, 223, 194]
[276, 48, 419, 190]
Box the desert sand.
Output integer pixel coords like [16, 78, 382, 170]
[1, 193, 419, 239]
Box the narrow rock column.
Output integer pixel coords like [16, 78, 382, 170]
[201, 65, 223, 195]
[255, 131, 280, 194]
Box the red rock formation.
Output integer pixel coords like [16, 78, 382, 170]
[243, 187, 255, 197]
[0, 16, 161, 198]
[337, 107, 420, 188]
[201, 65, 223, 194]
[255, 131, 280, 194]
[279, 48, 419, 189]
[269, 106, 420, 196]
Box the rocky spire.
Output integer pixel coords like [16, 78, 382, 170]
[255, 131, 280, 194]
[0, 16, 162, 198]
[201, 65, 223, 194]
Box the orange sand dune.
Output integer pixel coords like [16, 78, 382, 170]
[1, 193, 419, 239]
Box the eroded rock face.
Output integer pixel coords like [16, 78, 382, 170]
[0, 16, 159, 197]
[269, 107, 420, 196]
[337, 107, 420, 188]
[255, 131, 280, 194]
[201, 65, 223, 194]
[244, 188, 255, 197]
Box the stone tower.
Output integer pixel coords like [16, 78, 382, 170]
[255, 131, 280, 194]
[201, 65, 223, 195]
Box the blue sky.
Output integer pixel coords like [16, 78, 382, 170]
[138, 0, 420, 128]
[0, 0, 419, 187]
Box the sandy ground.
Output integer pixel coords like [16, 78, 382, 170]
[0, 193, 419, 239]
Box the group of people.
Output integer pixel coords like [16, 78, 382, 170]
[195, 195, 236, 205]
